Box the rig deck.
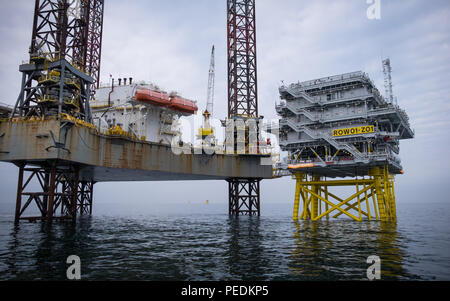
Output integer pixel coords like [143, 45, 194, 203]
[0, 118, 272, 182]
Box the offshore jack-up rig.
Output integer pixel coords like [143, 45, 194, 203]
[0, 0, 275, 223]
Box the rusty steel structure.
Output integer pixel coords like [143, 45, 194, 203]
[30, 0, 85, 67]
[85, 0, 105, 89]
[0, 118, 272, 222]
[227, 178, 261, 216]
[7, 0, 104, 222]
[227, 0, 258, 118]
[29, 0, 104, 84]
[0, 0, 276, 223]
[227, 0, 262, 216]
[11, 0, 104, 120]
[14, 163, 94, 222]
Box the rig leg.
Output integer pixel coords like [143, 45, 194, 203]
[293, 172, 303, 220]
[227, 178, 261, 216]
[14, 164, 25, 223]
[78, 181, 94, 216]
[13, 163, 94, 223]
[46, 164, 57, 222]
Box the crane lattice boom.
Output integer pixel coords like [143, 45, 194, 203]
[206, 45, 215, 116]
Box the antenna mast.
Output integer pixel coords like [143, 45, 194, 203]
[382, 58, 395, 104]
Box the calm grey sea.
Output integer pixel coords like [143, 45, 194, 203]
[0, 201, 449, 280]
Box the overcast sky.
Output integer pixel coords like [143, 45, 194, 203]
[0, 0, 449, 215]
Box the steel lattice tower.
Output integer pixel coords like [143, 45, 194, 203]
[227, 0, 258, 118]
[29, 0, 104, 86]
[227, 0, 261, 216]
[86, 0, 105, 89]
[12, 0, 104, 120]
[10, 0, 104, 223]
[30, 0, 87, 66]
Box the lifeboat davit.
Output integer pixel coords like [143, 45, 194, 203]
[135, 88, 170, 107]
[170, 96, 198, 115]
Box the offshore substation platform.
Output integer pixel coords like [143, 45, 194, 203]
[276, 67, 414, 221]
[0, 0, 273, 222]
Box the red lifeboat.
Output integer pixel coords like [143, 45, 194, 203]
[169, 96, 198, 115]
[135, 88, 170, 107]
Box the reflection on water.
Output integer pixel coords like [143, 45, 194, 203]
[226, 217, 266, 280]
[0, 202, 448, 280]
[289, 220, 418, 280]
[3, 218, 93, 280]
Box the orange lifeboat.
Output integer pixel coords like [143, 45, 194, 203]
[135, 88, 170, 107]
[169, 96, 198, 115]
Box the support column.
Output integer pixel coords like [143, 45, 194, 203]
[228, 178, 261, 216]
[311, 175, 320, 219]
[389, 176, 397, 222]
[79, 182, 86, 215]
[290, 167, 397, 222]
[78, 181, 94, 216]
[364, 182, 372, 221]
[300, 180, 310, 220]
[71, 167, 80, 221]
[371, 186, 379, 220]
[293, 172, 302, 220]
[46, 164, 57, 222]
[371, 167, 388, 221]
[13, 163, 94, 223]
[14, 164, 25, 223]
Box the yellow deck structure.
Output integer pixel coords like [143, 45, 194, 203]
[292, 166, 396, 222]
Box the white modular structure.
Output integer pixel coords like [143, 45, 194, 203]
[90, 81, 197, 145]
[276, 71, 414, 177]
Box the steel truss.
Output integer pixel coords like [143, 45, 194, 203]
[292, 166, 396, 222]
[227, 0, 258, 118]
[14, 162, 94, 223]
[227, 178, 261, 216]
[30, 0, 87, 66]
[12, 59, 93, 120]
[226, 0, 261, 216]
[11, 0, 104, 120]
[29, 0, 104, 80]
[85, 0, 105, 89]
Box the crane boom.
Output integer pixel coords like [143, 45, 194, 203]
[197, 45, 216, 143]
[206, 45, 215, 116]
